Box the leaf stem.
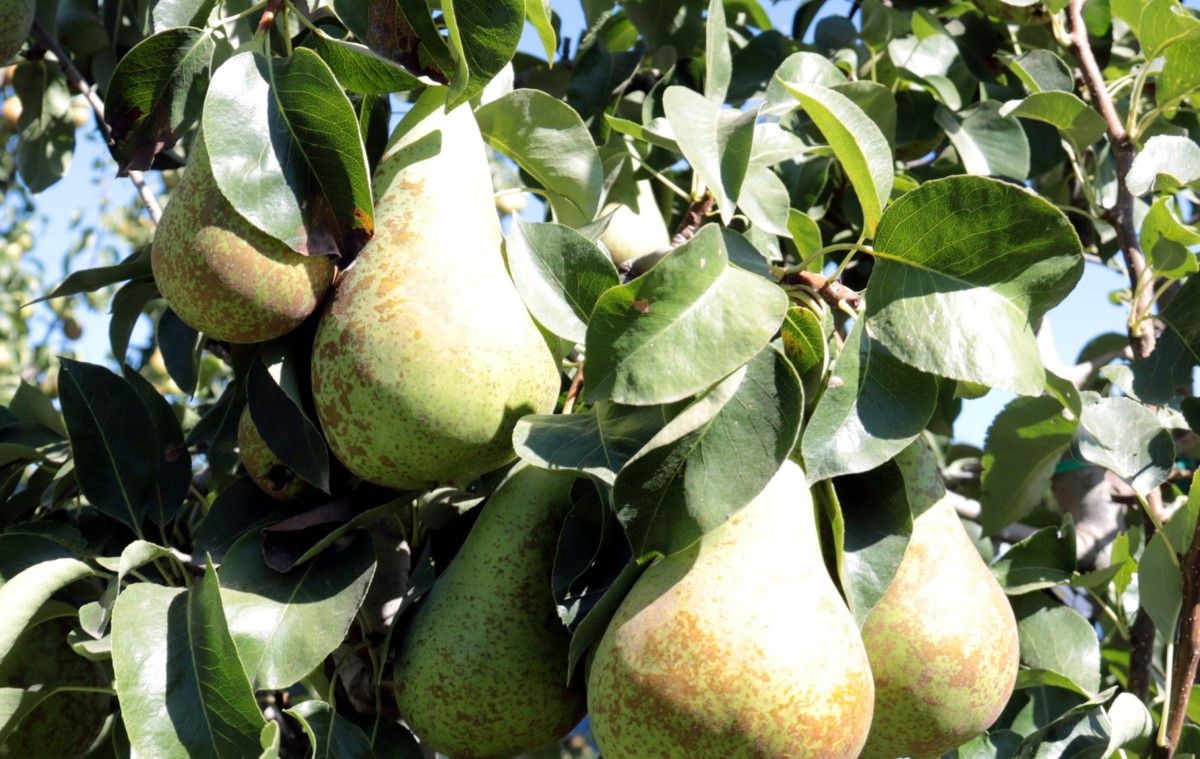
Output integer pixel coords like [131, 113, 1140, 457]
[212, 0, 268, 30]
[623, 140, 691, 200]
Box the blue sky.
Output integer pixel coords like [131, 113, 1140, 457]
[17, 0, 1133, 446]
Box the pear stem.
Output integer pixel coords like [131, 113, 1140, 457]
[29, 21, 163, 224]
[562, 367, 585, 414]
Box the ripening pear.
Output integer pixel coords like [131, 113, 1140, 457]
[237, 408, 308, 503]
[600, 179, 670, 265]
[588, 460, 875, 758]
[151, 132, 334, 344]
[311, 87, 559, 489]
[859, 497, 1019, 759]
[393, 463, 585, 758]
[0, 0, 33, 65]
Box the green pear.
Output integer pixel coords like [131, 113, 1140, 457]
[151, 132, 334, 344]
[588, 460, 875, 758]
[237, 408, 308, 503]
[393, 463, 585, 758]
[859, 497, 1019, 759]
[310, 87, 559, 489]
[0, 0, 33, 65]
[0, 617, 111, 756]
[600, 179, 670, 265]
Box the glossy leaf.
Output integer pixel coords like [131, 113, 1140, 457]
[780, 81, 893, 234]
[663, 85, 757, 225]
[866, 175, 1084, 395]
[1140, 195, 1200, 279]
[613, 346, 802, 558]
[525, 0, 557, 60]
[247, 353, 330, 493]
[476, 89, 603, 226]
[991, 523, 1076, 594]
[112, 571, 265, 758]
[203, 50, 374, 256]
[104, 27, 215, 172]
[0, 532, 93, 665]
[1012, 594, 1102, 696]
[584, 225, 788, 405]
[287, 700, 374, 759]
[506, 218, 619, 344]
[442, 0, 524, 106]
[123, 367, 191, 525]
[999, 91, 1106, 151]
[802, 320, 937, 483]
[310, 33, 423, 95]
[219, 531, 376, 690]
[780, 306, 828, 402]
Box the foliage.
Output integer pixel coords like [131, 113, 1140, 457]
[0, 0, 1197, 755]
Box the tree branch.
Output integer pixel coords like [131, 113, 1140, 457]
[29, 21, 163, 225]
[1067, 0, 1180, 747]
[669, 191, 715, 247]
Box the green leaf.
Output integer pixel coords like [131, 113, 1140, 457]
[991, 523, 1076, 594]
[1138, 0, 1200, 55]
[980, 395, 1077, 533]
[704, 0, 732, 102]
[738, 164, 792, 236]
[1161, 275, 1200, 364]
[0, 533, 93, 666]
[441, 0, 524, 106]
[7, 380, 65, 438]
[866, 175, 1084, 395]
[663, 85, 757, 225]
[219, 531, 376, 690]
[999, 91, 1106, 151]
[109, 279, 160, 365]
[763, 52, 846, 113]
[1140, 196, 1200, 279]
[888, 32, 958, 79]
[286, 700, 374, 759]
[58, 359, 159, 531]
[112, 569, 265, 758]
[584, 224, 788, 405]
[80, 539, 173, 639]
[123, 367, 191, 525]
[12, 62, 75, 193]
[612, 346, 802, 558]
[152, 0, 215, 30]
[935, 102, 1031, 179]
[525, 0, 557, 60]
[203, 50, 374, 255]
[1004, 49, 1074, 93]
[1160, 38, 1200, 103]
[779, 81, 893, 234]
[1075, 393, 1174, 495]
[247, 353, 330, 493]
[801, 319, 937, 482]
[475, 89, 603, 226]
[1139, 485, 1200, 636]
[567, 560, 644, 679]
[310, 33, 423, 95]
[34, 249, 151, 304]
[157, 309, 203, 396]
[833, 460, 914, 627]
[780, 306, 828, 402]
[104, 27, 215, 172]
[506, 218, 619, 344]
[1126, 135, 1200, 196]
[1012, 594, 1102, 696]
[513, 402, 673, 485]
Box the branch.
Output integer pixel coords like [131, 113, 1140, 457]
[1067, 0, 1181, 746]
[30, 21, 163, 225]
[781, 270, 862, 311]
[669, 191, 715, 247]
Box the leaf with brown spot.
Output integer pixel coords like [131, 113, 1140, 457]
[105, 27, 216, 173]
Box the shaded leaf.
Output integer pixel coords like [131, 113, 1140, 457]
[1075, 393, 1174, 495]
[1012, 594, 1101, 696]
[935, 102, 1030, 179]
[286, 700, 374, 759]
[999, 91, 1106, 151]
[0, 533, 93, 665]
[980, 395, 1076, 533]
[663, 86, 757, 225]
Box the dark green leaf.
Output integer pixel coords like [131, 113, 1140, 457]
[157, 309, 202, 396]
[991, 522, 1077, 594]
[34, 249, 151, 305]
[311, 32, 423, 95]
[999, 91, 1106, 151]
[286, 700, 374, 759]
[247, 354, 330, 493]
[1004, 49, 1074, 92]
[1012, 594, 1101, 696]
[980, 395, 1076, 533]
[122, 367, 191, 525]
[109, 279, 160, 365]
[442, 0, 524, 106]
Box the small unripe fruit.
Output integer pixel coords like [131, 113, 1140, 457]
[2, 95, 22, 128]
[62, 317, 82, 340]
[238, 408, 308, 502]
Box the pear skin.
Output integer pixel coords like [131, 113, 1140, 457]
[237, 408, 307, 503]
[600, 179, 670, 265]
[0, 0, 33, 65]
[310, 87, 559, 489]
[860, 497, 1019, 759]
[587, 460, 875, 758]
[392, 463, 585, 758]
[151, 133, 334, 344]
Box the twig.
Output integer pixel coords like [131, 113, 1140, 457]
[562, 367, 584, 414]
[669, 191, 715, 247]
[30, 21, 162, 224]
[781, 270, 862, 311]
[1067, 0, 1179, 746]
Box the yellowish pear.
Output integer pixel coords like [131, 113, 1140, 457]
[600, 179, 670, 265]
[310, 88, 559, 489]
[587, 460, 875, 758]
[859, 497, 1020, 759]
[151, 133, 334, 343]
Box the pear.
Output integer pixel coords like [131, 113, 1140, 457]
[600, 179, 670, 265]
[0, 0, 33, 65]
[237, 408, 307, 503]
[310, 87, 559, 489]
[0, 617, 111, 756]
[151, 132, 334, 344]
[392, 463, 585, 758]
[587, 460, 875, 758]
[859, 497, 1019, 759]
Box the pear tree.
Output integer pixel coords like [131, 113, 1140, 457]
[0, 0, 1198, 756]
